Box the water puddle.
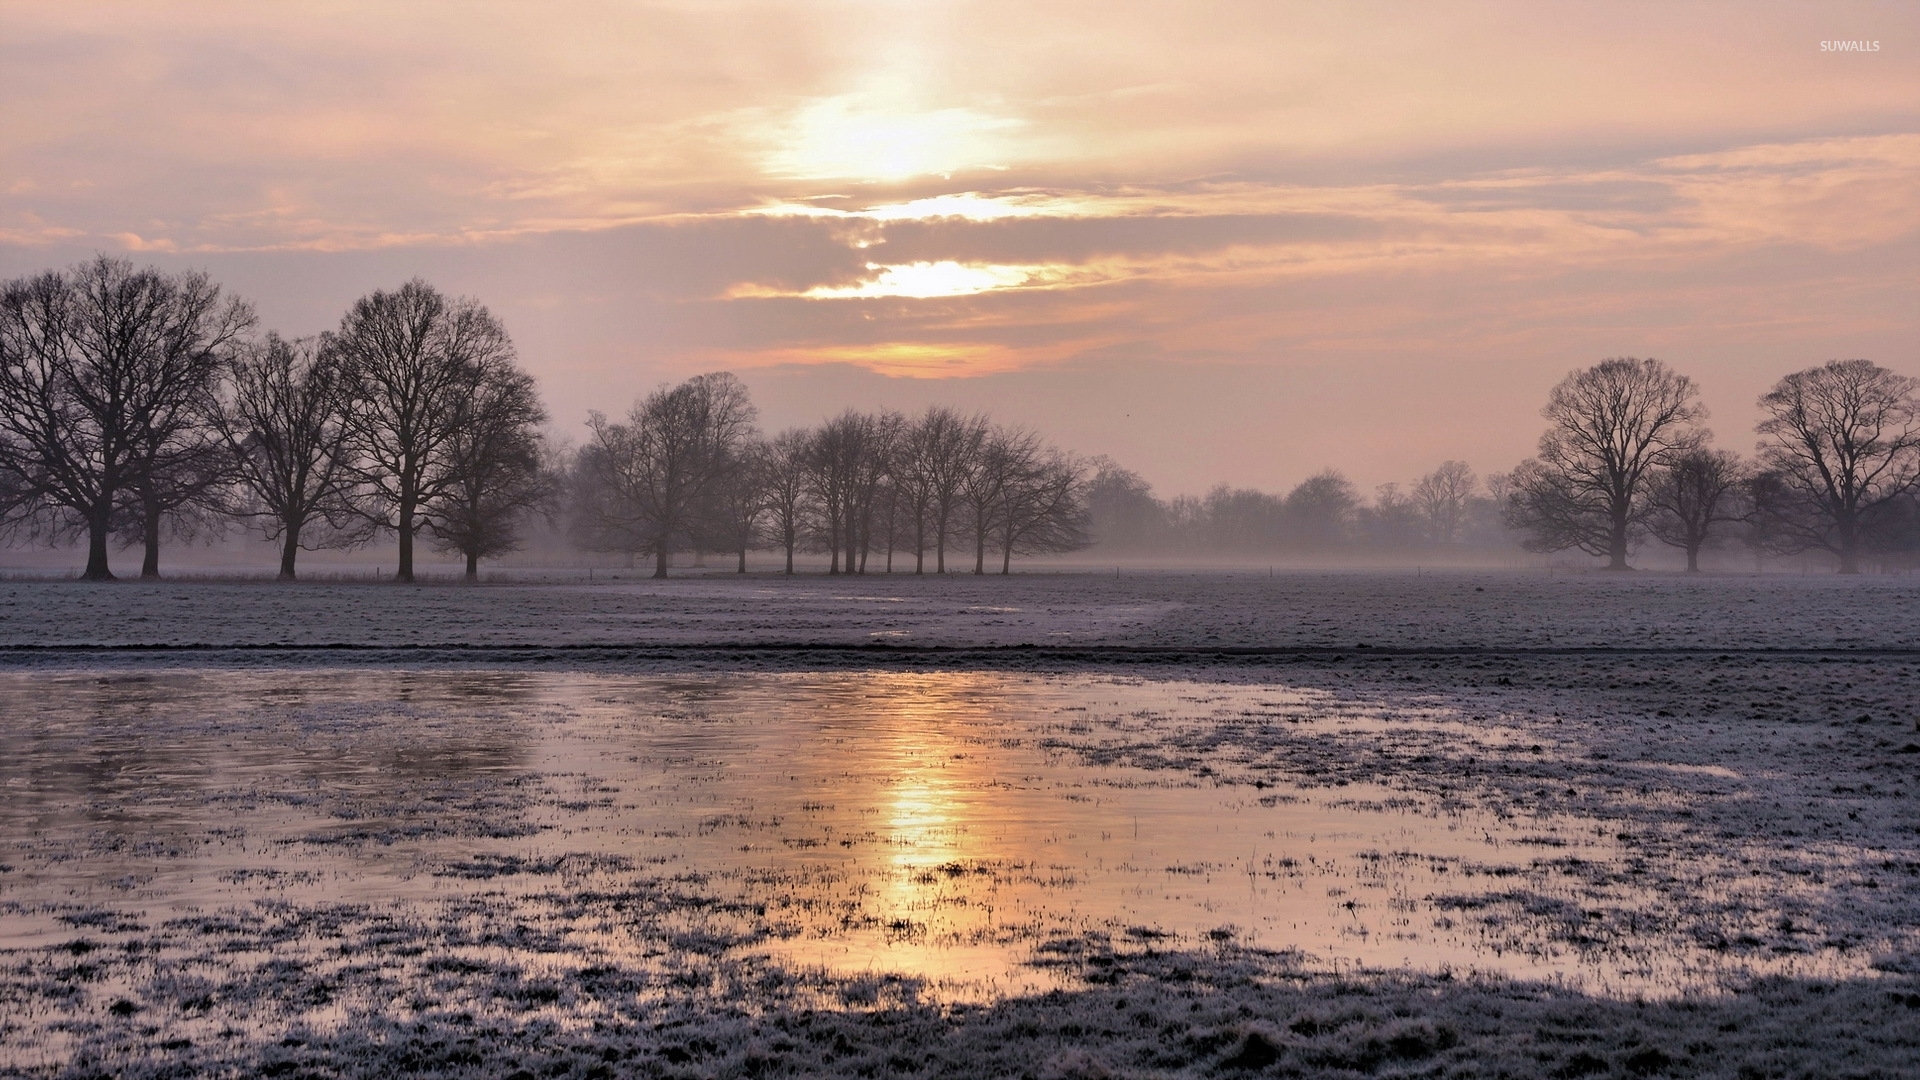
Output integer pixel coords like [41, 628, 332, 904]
[0, 670, 1866, 1003]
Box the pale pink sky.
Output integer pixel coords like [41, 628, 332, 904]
[2, 1, 1914, 495]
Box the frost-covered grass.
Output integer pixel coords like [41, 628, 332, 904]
[11, 939, 1920, 1079]
[1, 569, 1916, 650]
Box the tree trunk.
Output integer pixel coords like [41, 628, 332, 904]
[83, 508, 114, 581]
[1606, 517, 1630, 570]
[1685, 544, 1700, 572]
[140, 494, 162, 578]
[397, 501, 416, 582]
[465, 551, 479, 581]
[974, 519, 986, 575]
[1001, 544, 1013, 574]
[1837, 518, 1860, 574]
[737, 546, 747, 573]
[278, 526, 301, 581]
[653, 538, 670, 579]
[784, 538, 794, 575]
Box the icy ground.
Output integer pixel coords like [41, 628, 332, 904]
[1, 568, 1915, 650]
[1, 571, 1918, 1077]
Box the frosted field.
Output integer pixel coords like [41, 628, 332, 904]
[2, 568, 1916, 651]
[2, 571, 1918, 1077]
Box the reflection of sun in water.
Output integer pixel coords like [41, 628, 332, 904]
[872, 677, 983, 916]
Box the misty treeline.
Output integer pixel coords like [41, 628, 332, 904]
[0, 258, 1089, 581]
[1092, 355, 1920, 574]
[1085, 459, 1513, 560]
[568, 376, 1090, 578]
[6, 260, 1916, 580]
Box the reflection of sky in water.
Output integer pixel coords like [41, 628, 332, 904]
[0, 670, 1871, 999]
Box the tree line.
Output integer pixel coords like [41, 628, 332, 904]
[5, 260, 1915, 579]
[1505, 356, 1920, 574]
[0, 261, 549, 581]
[0, 259, 1090, 581]
[566, 375, 1090, 578]
[1083, 356, 1920, 573]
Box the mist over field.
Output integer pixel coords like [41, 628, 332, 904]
[4, 3, 1919, 1078]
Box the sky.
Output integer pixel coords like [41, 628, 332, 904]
[2, 1, 1915, 497]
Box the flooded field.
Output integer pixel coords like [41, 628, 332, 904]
[6, 662, 1909, 1048]
[0, 621, 1916, 1074]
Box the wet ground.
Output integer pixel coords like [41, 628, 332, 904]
[2, 572, 1918, 1077]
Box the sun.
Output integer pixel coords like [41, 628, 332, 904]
[764, 84, 1023, 183]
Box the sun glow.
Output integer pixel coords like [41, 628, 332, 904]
[763, 86, 1023, 182]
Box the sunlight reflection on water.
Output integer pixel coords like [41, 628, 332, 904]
[0, 669, 1861, 1000]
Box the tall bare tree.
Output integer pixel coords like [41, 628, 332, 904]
[1413, 460, 1477, 546]
[1507, 357, 1704, 570]
[1646, 448, 1747, 572]
[574, 372, 757, 578]
[0, 257, 253, 579]
[1755, 359, 1920, 573]
[846, 412, 902, 574]
[761, 428, 812, 574]
[963, 424, 1041, 574]
[427, 356, 552, 580]
[699, 436, 768, 573]
[333, 279, 515, 582]
[912, 406, 986, 573]
[217, 333, 366, 579]
[806, 411, 873, 575]
[994, 446, 1089, 572]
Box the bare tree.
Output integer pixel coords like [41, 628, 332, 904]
[1413, 460, 1477, 546]
[333, 280, 515, 582]
[699, 436, 768, 573]
[1755, 359, 1920, 573]
[995, 446, 1090, 572]
[0, 257, 253, 580]
[217, 333, 366, 579]
[806, 407, 887, 572]
[1083, 457, 1166, 553]
[847, 412, 902, 574]
[761, 428, 812, 574]
[912, 406, 986, 573]
[1284, 470, 1359, 550]
[426, 356, 552, 580]
[893, 417, 936, 572]
[574, 372, 758, 578]
[963, 424, 1041, 574]
[1361, 483, 1425, 550]
[1645, 448, 1748, 572]
[1507, 357, 1704, 570]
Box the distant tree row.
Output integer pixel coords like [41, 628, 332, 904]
[0, 259, 1090, 580]
[6, 259, 1914, 578]
[1084, 355, 1920, 573]
[1084, 460, 1511, 559]
[565, 378, 1090, 577]
[1506, 356, 1920, 573]
[0, 259, 550, 581]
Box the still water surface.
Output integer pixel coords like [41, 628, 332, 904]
[0, 669, 1741, 998]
